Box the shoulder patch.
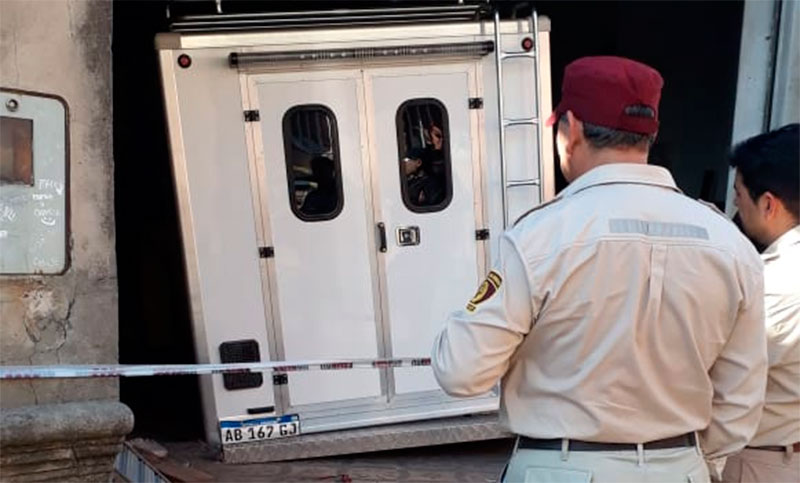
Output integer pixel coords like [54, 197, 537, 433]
[513, 195, 563, 227]
[466, 270, 503, 312]
[697, 199, 727, 218]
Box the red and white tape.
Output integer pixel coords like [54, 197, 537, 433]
[0, 357, 432, 380]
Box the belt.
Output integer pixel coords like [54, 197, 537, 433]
[747, 442, 800, 453]
[518, 433, 696, 452]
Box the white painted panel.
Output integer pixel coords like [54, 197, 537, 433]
[255, 74, 382, 406]
[171, 49, 275, 423]
[368, 67, 480, 395]
[507, 186, 538, 225]
[501, 57, 540, 122]
[537, 29, 556, 202]
[771, 0, 800, 128]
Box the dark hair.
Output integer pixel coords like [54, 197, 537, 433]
[558, 105, 657, 150]
[730, 123, 799, 220]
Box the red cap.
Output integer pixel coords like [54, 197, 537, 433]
[546, 56, 664, 135]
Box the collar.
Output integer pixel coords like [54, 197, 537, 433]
[560, 163, 682, 198]
[762, 225, 800, 262]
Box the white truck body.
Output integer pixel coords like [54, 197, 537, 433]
[156, 13, 553, 460]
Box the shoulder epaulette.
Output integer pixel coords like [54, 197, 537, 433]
[696, 199, 728, 219]
[513, 195, 563, 227]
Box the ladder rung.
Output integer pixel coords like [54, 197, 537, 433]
[506, 179, 540, 188]
[501, 51, 536, 60]
[503, 117, 539, 127]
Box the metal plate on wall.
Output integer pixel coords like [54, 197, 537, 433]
[0, 89, 68, 275]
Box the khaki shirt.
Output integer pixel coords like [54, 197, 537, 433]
[750, 225, 800, 447]
[432, 164, 767, 460]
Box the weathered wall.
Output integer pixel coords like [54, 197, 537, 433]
[0, 0, 117, 407]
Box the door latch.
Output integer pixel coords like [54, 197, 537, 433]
[396, 226, 420, 246]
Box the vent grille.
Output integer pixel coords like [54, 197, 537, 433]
[219, 340, 263, 390]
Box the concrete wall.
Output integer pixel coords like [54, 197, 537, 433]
[0, 0, 117, 407]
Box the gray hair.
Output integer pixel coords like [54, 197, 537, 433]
[558, 105, 657, 149]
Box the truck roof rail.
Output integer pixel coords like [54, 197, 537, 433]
[168, 4, 491, 33]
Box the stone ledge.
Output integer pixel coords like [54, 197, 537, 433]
[0, 401, 133, 482]
[1, 401, 133, 447]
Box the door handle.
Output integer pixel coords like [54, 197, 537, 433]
[377, 222, 387, 253]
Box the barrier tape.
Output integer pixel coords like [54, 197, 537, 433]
[0, 357, 432, 380]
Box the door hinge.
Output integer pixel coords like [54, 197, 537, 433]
[475, 229, 490, 240]
[244, 110, 260, 122]
[259, 246, 274, 258]
[468, 97, 484, 109]
[272, 373, 288, 386]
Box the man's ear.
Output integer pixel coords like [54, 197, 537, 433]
[761, 192, 781, 220]
[565, 110, 582, 154]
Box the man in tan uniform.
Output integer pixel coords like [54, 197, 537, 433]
[722, 123, 800, 482]
[432, 56, 768, 482]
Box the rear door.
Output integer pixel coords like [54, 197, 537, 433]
[250, 70, 384, 408]
[366, 65, 487, 397]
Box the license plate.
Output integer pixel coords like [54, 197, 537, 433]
[219, 414, 300, 445]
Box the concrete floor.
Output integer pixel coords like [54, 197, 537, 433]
[165, 439, 515, 482]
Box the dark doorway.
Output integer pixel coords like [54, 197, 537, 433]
[113, 0, 203, 440]
[537, 0, 744, 205]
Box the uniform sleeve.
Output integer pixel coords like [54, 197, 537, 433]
[431, 233, 535, 397]
[700, 263, 767, 460]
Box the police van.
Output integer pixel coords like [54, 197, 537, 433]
[156, 4, 555, 462]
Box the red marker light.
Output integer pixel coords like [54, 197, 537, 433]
[178, 54, 192, 69]
[521, 37, 534, 52]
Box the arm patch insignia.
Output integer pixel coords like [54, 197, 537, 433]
[466, 270, 503, 312]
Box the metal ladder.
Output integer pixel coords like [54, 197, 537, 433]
[493, 10, 545, 228]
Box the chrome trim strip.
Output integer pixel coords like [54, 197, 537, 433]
[229, 41, 494, 68]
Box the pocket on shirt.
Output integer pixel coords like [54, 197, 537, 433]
[522, 467, 593, 483]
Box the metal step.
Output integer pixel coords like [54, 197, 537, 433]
[503, 117, 539, 128]
[222, 413, 511, 463]
[506, 179, 540, 188]
[501, 52, 537, 60]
